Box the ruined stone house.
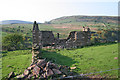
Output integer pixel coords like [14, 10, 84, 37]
[32, 21, 91, 49]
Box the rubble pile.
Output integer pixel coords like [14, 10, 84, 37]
[11, 59, 72, 79]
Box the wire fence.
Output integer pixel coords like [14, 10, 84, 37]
[56, 68, 120, 79]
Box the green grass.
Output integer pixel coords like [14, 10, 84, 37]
[42, 43, 118, 78]
[2, 50, 32, 78]
[2, 43, 118, 78]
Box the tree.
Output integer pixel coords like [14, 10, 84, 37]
[2, 33, 24, 51]
[94, 20, 97, 23]
[18, 26, 21, 28]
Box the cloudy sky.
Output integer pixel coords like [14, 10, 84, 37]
[0, 0, 119, 23]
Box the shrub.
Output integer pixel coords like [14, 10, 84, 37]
[2, 33, 24, 51]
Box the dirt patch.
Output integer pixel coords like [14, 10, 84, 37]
[51, 24, 97, 31]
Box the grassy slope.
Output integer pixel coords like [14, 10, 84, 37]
[2, 24, 70, 39]
[2, 50, 32, 78]
[49, 16, 117, 24]
[2, 43, 118, 78]
[42, 43, 118, 78]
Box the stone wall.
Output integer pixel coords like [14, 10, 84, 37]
[40, 31, 57, 47]
[32, 21, 91, 49]
[32, 21, 41, 63]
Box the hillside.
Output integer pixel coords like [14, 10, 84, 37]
[1, 15, 118, 40]
[46, 16, 118, 33]
[49, 16, 118, 24]
[0, 20, 34, 24]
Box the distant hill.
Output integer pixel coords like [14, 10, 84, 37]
[0, 20, 34, 24]
[48, 16, 118, 24]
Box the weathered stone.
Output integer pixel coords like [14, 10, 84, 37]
[33, 43, 37, 47]
[16, 74, 25, 78]
[40, 62, 47, 69]
[46, 62, 51, 69]
[52, 69, 61, 74]
[70, 67, 76, 70]
[24, 69, 29, 75]
[43, 67, 47, 72]
[27, 64, 36, 70]
[46, 61, 58, 69]
[35, 46, 40, 49]
[37, 59, 46, 67]
[46, 69, 54, 77]
[27, 73, 33, 79]
[39, 75, 44, 79]
[32, 65, 40, 76]
[34, 51, 40, 54]
[32, 45, 40, 50]
[51, 63, 59, 69]
[42, 72, 47, 78]
[8, 72, 15, 78]
[60, 66, 69, 75]
[62, 75, 66, 77]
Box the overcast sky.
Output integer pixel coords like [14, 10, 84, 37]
[0, 0, 119, 23]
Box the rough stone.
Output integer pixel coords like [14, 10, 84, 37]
[42, 72, 47, 78]
[60, 66, 69, 75]
[52, 69, 62, 74]
[33, 43, 37, 48]
[24, 69, 29, 75]
[39, 75, 44, 79]
[62, 75, 66, 77]
[70, 67, 76, 70]
[8, 72, 15, 78]
[34, 51, 40, 54]
[50, 63, 59, 69]
[46, 62, 51, 69]
[40, 62, 47, 69]
[46, 69, 54, 76]
[32, 65, 40, 77]
[16, 74, 25, 79]
[27, 64, 36, 70]
[37, 59, 46, 67]
[27, 73, 33, 79]
[43, 67, 47, 72]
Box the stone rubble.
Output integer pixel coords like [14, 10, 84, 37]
[11, 59, 73, 79]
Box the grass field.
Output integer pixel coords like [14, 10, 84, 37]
[2, 43, 118, 78]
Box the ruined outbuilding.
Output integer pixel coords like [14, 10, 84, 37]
[32, 21, 91, 49]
